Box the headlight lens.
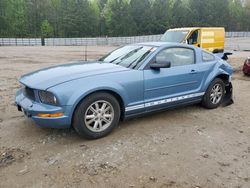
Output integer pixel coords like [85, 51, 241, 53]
[38, 91, 58, 105]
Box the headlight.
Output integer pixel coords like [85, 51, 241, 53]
[38, 91, 58, 105]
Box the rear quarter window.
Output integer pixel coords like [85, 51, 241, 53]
[202, 51, 215, 62]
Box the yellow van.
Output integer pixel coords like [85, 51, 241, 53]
[161, 27, 225, 53]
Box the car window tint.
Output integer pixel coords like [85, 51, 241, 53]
[156, 48, 195, 67]
[202, 51, 215, 61]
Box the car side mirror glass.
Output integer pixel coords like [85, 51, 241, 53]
[150, 61, 171, 70]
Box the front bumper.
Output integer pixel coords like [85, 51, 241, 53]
[15, 88, 71, 129]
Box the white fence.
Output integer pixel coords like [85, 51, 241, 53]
[0, 38, 41, 46]
[225, 32, 250, 38]
[44, 35, 162, 46]
[0, 32, 250, 46]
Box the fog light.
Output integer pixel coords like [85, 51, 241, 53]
[37, 112, 63, 117]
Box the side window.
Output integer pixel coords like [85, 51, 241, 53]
[187, 30, 199, 44]
[155, 47, 195, 67]
[202, 51, 215, 62]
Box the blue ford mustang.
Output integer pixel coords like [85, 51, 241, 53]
[16, 42, 233, 139]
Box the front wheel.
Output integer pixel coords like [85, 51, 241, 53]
[202, 78, 225, 109]
[73, 92, 120, 139]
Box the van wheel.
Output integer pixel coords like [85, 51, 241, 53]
[73, 92, 120, 139]
[202, 78, 225, 109]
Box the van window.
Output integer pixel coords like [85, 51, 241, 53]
[156, 48, 195, 67]
[202, 51, 215, 61]
[161, 31, 189, 43]
[187, 30, 199, 44]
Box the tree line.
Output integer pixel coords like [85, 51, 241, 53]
[0, 0, 250, 38]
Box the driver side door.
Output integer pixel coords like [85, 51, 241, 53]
[143, 47, 205, 111]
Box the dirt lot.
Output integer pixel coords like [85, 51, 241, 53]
[0, 45, 250, 188]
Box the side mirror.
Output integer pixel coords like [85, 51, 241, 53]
[150, 61, 171, 70]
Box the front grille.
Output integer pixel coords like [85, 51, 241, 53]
[24, 87, 36, 101]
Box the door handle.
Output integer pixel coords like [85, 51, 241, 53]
[190, 69, 198, 74]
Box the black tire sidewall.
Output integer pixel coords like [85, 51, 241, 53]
[202, 78, 225, 109]
[73, 92, 120, 139]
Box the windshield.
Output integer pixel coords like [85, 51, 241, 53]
[99, 45, 155, 69]
[161, 31, 189, 43]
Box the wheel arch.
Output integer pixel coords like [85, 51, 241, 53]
[215, 74, 230, 84]
[71, 89, 125, 127]
[204, 71, 230, 92]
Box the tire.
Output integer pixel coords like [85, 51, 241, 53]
[73, 92, 120, 139]
[244, 72, 250, 76]
[202, 78, 225, 109]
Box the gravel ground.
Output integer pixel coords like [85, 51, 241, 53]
[0, 45, 249, 188]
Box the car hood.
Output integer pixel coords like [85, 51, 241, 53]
[20, 61, 129, 90]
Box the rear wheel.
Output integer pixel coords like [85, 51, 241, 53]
[202, 78, 225, 109]
[73, 92, 120, 139]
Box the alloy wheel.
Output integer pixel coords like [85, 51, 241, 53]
[84, 100, 114, 132]
[210, 83, 223, 104]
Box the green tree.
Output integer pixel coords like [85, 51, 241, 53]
[151, 0, 171, 34]
[0, 0, 11, 36]
[10, 0, 28, 37]
[0, 0, 249, 38]
[245, 0, 250, 30]
[46, 0, 61, 37]
[60, 0, 99, 37]
[130, 0, 154, 35]
[25, 0, 50, 37]
[188, 0, 231, 28]
[228, 0, 246, 30]
[207, 0, 230, 27]
[188, 0, 210, 26]
[171, 0, 191, 27]
[104, 0, 137, 36]
[41, 19, 53, 37]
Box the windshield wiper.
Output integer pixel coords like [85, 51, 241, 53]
[129, 50, 152, 69]
[125, 58, 139, 68]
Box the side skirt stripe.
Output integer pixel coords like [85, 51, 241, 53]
[125, 92, 205, 112]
